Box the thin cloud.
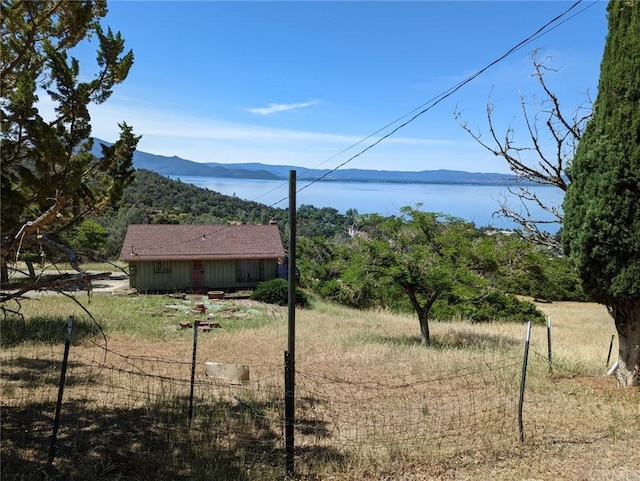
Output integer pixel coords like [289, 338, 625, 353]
[78, 99, 364, 146]
[244, 99, 320, 115]
[43, 96, 506, 172]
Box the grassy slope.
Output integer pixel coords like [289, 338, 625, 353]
[1, 293, 638, 480]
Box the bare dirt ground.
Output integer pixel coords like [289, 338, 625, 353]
[1, 271, 131, 297]
[88, 272, 131, 294]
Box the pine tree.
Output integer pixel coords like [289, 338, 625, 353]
[562, 0, 640, 386]
[1, 1, 140, 285]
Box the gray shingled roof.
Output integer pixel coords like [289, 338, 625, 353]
[119, 224, 285, 261]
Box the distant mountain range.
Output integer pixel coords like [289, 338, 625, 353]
[93, 138, 527, 186]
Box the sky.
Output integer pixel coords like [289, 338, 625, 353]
[72, 0, 609, 174]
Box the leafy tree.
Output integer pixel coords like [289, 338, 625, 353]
[562, 1, 640, 386]
[297, 236, 343, 290]
[352, 208, 480, 345]
[297, 210, 552, 326]
[59, 219, 109, 255]
[297, 204, 351, 239]
[482, 234, 585, 302]
[1, 1, 139, 292]
[463, 291, 543, 324]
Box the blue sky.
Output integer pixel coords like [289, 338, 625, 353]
[75, 1, 608, 173]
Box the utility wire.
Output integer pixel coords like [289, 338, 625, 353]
[129, 0, 595, 253]
[269, 0, 593, 207]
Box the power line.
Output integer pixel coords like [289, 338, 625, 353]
[269, 0, 594, 207]
[131, 0, 595, 251]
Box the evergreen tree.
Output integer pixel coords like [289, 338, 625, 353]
[1, 1, 139, 284]
[562, 1, 640, 386]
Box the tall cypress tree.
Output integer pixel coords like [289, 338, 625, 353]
[563, 1, 640, 386]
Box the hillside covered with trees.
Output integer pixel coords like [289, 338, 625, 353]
[90, 169, 354, 258]
[82, 169, 586, 327]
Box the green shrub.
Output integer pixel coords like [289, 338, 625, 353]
[251, 279, 309, 308]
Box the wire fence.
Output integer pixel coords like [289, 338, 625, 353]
[1, 320, 635, 480]
[294, 357, 522, 456]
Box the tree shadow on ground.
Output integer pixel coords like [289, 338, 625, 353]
[1, 367, 345, 481]
[1, 357, 93, 388]
[0, 315, 102, 348]
[359, 329, 519, 351]
[431, 329, 520, 351]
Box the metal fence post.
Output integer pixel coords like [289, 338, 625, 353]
[546, 315, 552, 373]
[188, 319, 199, 428]
[518, 320, 532, 443]
[606, 334, 615, 367]
[48, 315, 74, 466]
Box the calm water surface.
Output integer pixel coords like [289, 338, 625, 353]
[173, 176, 564, 232]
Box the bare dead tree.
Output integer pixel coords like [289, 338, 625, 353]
[455, 50, 593, 251]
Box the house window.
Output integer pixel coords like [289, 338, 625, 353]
[154, 260, 171, 273]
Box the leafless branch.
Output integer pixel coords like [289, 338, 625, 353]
[0, 271, 110, 304]
[455, 50, 592, 250]
[1, 191, 66, 260]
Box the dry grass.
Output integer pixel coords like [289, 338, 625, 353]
[1, 293, 639, 480]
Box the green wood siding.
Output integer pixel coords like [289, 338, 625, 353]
[129, 261, 191, 291]
[205, 260, 236, 288]
[128, 258, 280, 291]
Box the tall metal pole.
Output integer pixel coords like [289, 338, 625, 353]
[285, 170, 296, 478]
[287, 169, 296, 398]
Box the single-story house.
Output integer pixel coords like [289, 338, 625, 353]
[118, 224, 285, 292]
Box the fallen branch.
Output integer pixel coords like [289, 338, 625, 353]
[0, 271, 111, 303]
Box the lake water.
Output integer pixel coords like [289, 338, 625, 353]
[172, 176, 564, 232]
